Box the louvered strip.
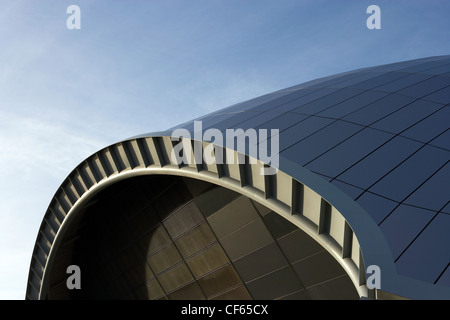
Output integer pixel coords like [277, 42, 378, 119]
[152, 137, 169, 166]
[28, 271, 41, 295]
[50, 202, 66, 221]
[342, 222, 353, 259]
[291, 180, 303, 215]
[116, 143, 132, 169]
[136, 138, 154, 167]
[55, 194, 70, 215]
[318, 199, 331, 235]
[88, 155, 106, 182]
[40, 222, 55, 244]
[109, 145, 127, 172]
[78, 164, 95, 189]
[123, 140, 144, 168]
[34, 244, 48, 269]
[46, 211, 61, 232]
[98, 149, 116, 176]
[63, 180, 80, 204]
[70, 173, 87, 197]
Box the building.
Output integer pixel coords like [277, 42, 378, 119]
[26, 55, 450, 300]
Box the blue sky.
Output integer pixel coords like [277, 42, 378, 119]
[0, 0, 449, 299]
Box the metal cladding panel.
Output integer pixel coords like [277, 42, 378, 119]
[145, 56, 450, 296]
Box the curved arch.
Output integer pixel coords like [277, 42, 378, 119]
[25, 135, 449, 300]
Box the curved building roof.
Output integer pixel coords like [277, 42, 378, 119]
[27, 55, 450, 300]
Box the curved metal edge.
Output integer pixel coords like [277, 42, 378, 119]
[26, 134, 450, 300]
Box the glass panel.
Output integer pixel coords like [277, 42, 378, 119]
[245, 266, 304, 300]
[195, 186, 239, 217]
[207, 196, 259, 239]
[303, 70, 367, 88]
[281, 121, 362, 165]
[147, 243, 182, 274]
[334, 72, 386, 88]
[318, 90, 389, 119]
[397, 75, 450, 98]
[395, 213, 450, 284]
[249, 87, 323, 112]
[349, 71, 410, 90]
[255, 112, 308, 132]
[355, 192, 399, 224]
[175, 222, 216, 258]
[163, 201, 204, 239]
[186, 244, 229, 278]
[370, 99, 443, 135]
[368, 145, 449, 202]
[401, 106, 449, 142]
[330, 180, 364, 200]
[233, 242, 288, 282]
[211, 285, 252, 300]
[138, 224, 171, 259]
[337, 136, 422, 190]
[375, 73, 434, 93]
[307, 275, 359, 300]
[421, 85, 450, 104]
[292, 251, 345, 287]
[397, 60, 450, 73]
[429, 129, 450, 150]
[292, 88, 364, 115]
[157, 262, 194, 293]
[403, 162, 450, 211]
[204, 111, 263, 132]
[167, 281, 205, 300]
[263, 211, 298, 239]
[379, 205, 435, 259]
[306, 127, 392, 178]
[197, 264, 242, 298]
[135, 277, 165, 300]
[342, 93, 416, 126]
[219, 218, 273, 261]
[277, 229, 323, 263]
[278, 116, 334, 151]
[443, 203, 450, 214]
[423, 63, 450, 75]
